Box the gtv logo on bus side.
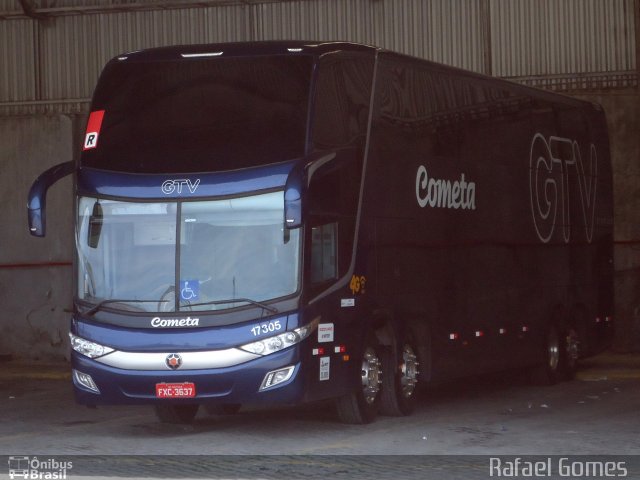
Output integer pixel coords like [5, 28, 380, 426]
[529, 133, 597, 244]
[161, 178, 201, 195]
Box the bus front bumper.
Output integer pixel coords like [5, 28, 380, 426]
[71, 346, 305, 406]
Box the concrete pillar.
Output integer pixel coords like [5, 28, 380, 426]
[0, 115, 74, 360]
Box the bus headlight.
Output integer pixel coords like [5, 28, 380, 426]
[240, 317, 319, 356]
[72, 369, 100, 393]
[69, 333, 114, 359]
[260, 365, 296, 391]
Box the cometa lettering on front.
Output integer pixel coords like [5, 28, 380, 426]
[151, 317, 200, 328]
[415, 165, 476, 210]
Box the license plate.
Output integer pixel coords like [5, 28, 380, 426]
[155, 382, 196, 398]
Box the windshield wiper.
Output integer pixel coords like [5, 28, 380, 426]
[186, 298, 278, 314]
[81, 299, 166, 317]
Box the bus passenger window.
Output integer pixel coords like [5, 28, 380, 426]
[311, 223, 337, 283]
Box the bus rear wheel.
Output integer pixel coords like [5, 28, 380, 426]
[336, 337, 382, 424]
[562, 327, 579, 381]
[531, 322, 578, 385]
[380, 341, 419, 416]
[154, 404, 199, 424]
[531, 323, 561, 385]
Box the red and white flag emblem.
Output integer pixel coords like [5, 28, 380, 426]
[83, 110, 105, 150]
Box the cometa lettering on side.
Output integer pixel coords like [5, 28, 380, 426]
[415, 165, 476, 210]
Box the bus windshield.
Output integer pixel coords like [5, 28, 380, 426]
[76, 191, 300, 314]
[81, 54, 313, 173]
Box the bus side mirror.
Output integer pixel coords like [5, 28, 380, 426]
[283, 152, 337, 229]
[27, 161, 74, 237]
[284, 164, 306, 229]
[88, 201, 103, 249]
[284, 189, 302, 229]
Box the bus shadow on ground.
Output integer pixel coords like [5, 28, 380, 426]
[125, 366, 545, 437]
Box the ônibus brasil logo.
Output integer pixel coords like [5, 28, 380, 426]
[8, 456, 72, 479]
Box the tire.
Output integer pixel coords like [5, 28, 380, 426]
[531, 322, 578, 385]
[561, 326, 579, 381]
[530, 324, 561, 385]
[379, 340, 419, 416]
[154, 404, 199, 424]
[335, 335, 382, 424]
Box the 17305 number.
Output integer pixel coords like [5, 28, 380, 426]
[251, 320, 282, 337]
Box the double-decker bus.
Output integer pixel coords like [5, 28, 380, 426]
[28, 41, 613, 424]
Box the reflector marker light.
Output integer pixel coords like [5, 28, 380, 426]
[522, 326, 529, 332]
[449, 333, 459, 340]
[596, 317, 602, 323]
[475, 331, 484, 337]
[334, 345, 346, 353]
[499, 328, 507, 335]
[605, 316, 612, 322]
[312, 347, 325, 356]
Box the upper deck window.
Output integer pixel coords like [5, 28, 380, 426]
[82, 55, 313, 173]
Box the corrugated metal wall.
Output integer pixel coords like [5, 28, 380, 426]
[0, 0, 637, 114]
[0, 0, 17, 10]
[39, 5, 249, 100]
[0, 19, 36, 102]
[254, 0, 485, 72]
[492, 0, 636, 76]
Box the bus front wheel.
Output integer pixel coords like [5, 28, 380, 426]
[335, 335, 382, 424]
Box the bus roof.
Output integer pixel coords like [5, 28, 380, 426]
[110, 40, 598, 111]
[111, 41, 379, 63]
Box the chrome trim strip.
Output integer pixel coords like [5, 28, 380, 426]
[95, 348, 259, 371]
[181, 52, 223, 58]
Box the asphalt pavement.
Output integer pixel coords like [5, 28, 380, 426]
[0, 351, 638, 479]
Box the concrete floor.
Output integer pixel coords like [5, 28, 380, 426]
[0, 351, 639, 478]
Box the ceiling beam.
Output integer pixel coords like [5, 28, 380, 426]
[1, 0, 293, 19]
[17, 0, 48, 20]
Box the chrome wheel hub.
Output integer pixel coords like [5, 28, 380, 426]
[548, 328, 560, 371]
[399, 345, 419, 398]
[566, 330, 579, 363]
[361, 347, 382, 405]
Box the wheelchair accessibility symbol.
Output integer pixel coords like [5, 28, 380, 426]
[179, 280, 200, 302]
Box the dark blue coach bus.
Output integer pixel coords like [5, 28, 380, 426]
[28, 41, 614, 424]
